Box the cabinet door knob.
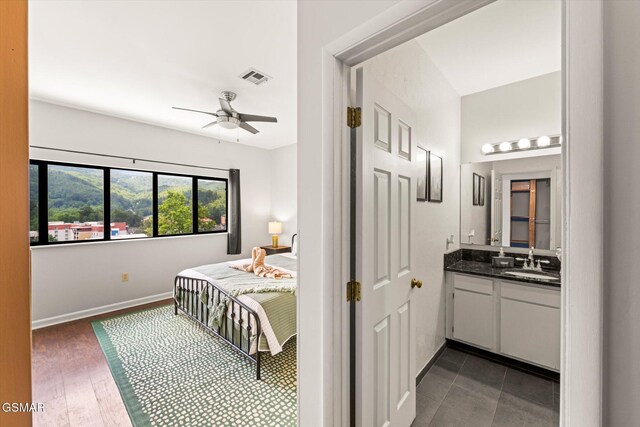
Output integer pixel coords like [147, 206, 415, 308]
[411, 278, 423, 289]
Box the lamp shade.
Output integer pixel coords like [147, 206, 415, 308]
[268, 221, 282, 234]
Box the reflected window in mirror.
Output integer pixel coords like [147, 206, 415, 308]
[509, 178, 551, 248]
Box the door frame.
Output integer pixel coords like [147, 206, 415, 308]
[318, 0, 604, 425]
[0, 1, 32, 426]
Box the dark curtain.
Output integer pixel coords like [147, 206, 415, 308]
[227, 169, 241, 254]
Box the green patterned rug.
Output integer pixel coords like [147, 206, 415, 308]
[92, 305, 297, 427]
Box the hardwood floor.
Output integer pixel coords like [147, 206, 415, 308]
[32, 300, 171, 427]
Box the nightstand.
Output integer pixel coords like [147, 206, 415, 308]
[260, 245, 291, 256]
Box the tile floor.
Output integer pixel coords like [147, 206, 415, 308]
[413, 347, 559, 427]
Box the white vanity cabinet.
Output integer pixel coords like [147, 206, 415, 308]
[500, 281, 561, 370]
[452, 274, 495, 350]
[446, 272, 561, 371]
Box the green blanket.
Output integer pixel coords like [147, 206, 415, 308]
[183, 254, 297, 354]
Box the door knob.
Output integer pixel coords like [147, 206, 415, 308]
[411, 278, 423, 289]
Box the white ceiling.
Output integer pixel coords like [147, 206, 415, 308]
[416, 0, 561, 96]
[29, 1, 297, 150]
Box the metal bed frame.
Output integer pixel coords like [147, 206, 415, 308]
[173, 234, 297, 380]
[174, 274, 263, 379]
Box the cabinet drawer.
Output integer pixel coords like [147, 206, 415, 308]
[501, 281, 560, 308]
[454, 274, 493, 295]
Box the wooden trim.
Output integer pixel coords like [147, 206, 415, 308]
[0, 0, 32, 425]
[529, 179, 537, 247]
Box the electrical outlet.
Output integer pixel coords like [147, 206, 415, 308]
[121, 273, 129, 282]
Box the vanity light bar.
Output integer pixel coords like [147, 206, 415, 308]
[481, 135, 562, 155]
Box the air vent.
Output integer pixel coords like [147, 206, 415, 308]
[239, 68, 270, 86]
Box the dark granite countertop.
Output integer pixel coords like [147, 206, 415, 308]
[446, 260, 561, 288]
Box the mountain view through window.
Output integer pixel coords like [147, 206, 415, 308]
[30, 162, 228, 244]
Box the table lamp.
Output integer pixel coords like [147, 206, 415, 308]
[268, 221, 282, 248]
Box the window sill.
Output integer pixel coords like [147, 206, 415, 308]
[29, 232, 228, 250]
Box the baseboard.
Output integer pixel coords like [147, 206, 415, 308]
[416, 341, 447, 386]
[446, 339, 560, 382]
[32, 292, 173, 330]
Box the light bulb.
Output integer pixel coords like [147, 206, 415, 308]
[517, 138, 531, 149]
[481, 143, 494, 154]
[499, 141, 512, 152]
[537, 136, 551, 147]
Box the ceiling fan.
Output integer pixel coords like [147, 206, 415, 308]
[172, 91, 277, 134]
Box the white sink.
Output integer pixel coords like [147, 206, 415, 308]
[504, 271, 559, 281]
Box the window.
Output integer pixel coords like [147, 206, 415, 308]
[29, 164, 39, 243]
[157, 175, 193, 236]
[111, 169, 153, 239]
[30, 160, 228, 246]
[197, 179, 227, 232]
[47, 165, 104, 242]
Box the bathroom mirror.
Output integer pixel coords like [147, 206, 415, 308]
[460, 154, 562, 251]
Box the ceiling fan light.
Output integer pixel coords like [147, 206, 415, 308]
[217, 116, 240, 129]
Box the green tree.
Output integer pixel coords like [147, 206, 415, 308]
[142, 217, 153, 237]
[49, 207, 80, 223]
[209, 197, 226, 224]
[112, 208, 142, 227]
[157, 191, 192, 235]
[78, 206, 95, 222]
[197, 202, 217, 232]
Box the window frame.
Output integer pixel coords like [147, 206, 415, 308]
[110, 167, 154, 241]
[195, 177, 229, 234]
[30, 160, 229, 246]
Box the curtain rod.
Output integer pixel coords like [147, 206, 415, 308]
[29, 145, 230, 173]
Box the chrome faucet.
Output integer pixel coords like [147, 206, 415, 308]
[517, 246, 550, 271]
[521, 246, 536, 270]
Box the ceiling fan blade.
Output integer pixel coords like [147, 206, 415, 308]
[172, 106, 218, 117]
[219, 98, 233, 114]
[239, 122, 259, 134]
[239, 113, 278, 123]
[201, 120, 218, 129]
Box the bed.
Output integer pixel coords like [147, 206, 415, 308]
[173, 236, 297, 380]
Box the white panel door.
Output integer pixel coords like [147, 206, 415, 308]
[355, 66, 418, 427]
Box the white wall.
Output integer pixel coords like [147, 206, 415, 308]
[269, 144, 297, 246]
[364, 39, 461, 376]
[29, 100, 286, 324]
[603, 1, 640, 425]
[461, 71, 562, 163]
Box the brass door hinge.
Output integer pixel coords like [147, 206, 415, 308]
[347, 280, 361, 302]
[347, 107, 361, 129]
